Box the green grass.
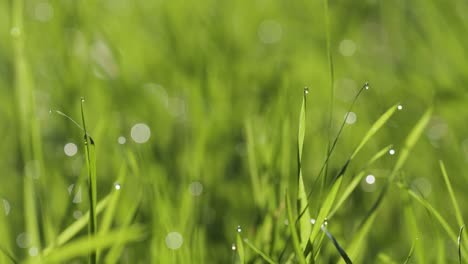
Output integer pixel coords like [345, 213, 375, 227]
[1, 0, 468, 263]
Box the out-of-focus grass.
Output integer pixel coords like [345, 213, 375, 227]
[1, 0, 468, 263]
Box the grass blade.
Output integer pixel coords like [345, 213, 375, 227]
[459, 226, 464, 264]
[245, 120, 263, 207]
[440, 161, 465, 230]
[402, 239, 416, 264]
[0, 244, 17, 264]
[80, 98, 98, 264]
[321, 225, 352, 264]
[236, 231, 245, 264]
[243, 239, 276, 264]
[39, 225, 146, 263]
[350, 104, 399, 160]
[297, 88, 311, 250]
[286, 191, 307, 264]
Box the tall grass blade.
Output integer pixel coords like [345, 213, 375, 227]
[286, 191, 307, 264]
[80, 98, 98, 264]
[243, 239, 276, 264]
[0, 244, 17, 264]
[297, 88, 311, 251]
[245, 120, 263, 207]
[402, 239, 416, 264]
[321, 225, 352, 264]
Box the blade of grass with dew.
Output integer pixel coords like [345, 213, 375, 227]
[99, 165, 127, 235]
[321, 225, 352, 264]
[359, 107, 432, 229]
[459, 226, 464, 264]
[345, 108, 432, 263]
[286, 191, 307, 264]
[236, 231, 245, 264]
[243, 239, 277, 264]
[329, 145, 393, 218]
[38, 225, 146, 263]
[42, 195, 110, 255]
[80, 98, 98, 264]
[297, 88, 311, 251]
[440, 161, 465, 232]
[349, 104, 399, 160]
[245, 120, 263, 208]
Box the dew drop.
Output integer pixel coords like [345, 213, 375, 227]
[310, 218, 316, 225]
[28, 247, 39, 256]
[397, 104, 403, 110]
[48, 109, 52, 114]
[117, 136, 126, 144]
[64, 142, 78, 157]
[16, 233, 32, 248]
[324, 217, 328, 226]
[131, 123, 151, 143]
[364, 82, 369, 90]
[304, 87, 309, 95]
[114, 183, 121, 190]
[284, 219, 289, 226]
[236, 225, 242, 233]
[73, 210, 82, 219]
[365, 174, 376, 185]
[3, 199, 11, 216]
[389, 149, 396, 155]
[231, 243, 237, 251]
[81, 97, 85, 103]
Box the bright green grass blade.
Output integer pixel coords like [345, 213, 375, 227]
[236, 232, 245, 264]
[340, 213, 377, 263]
[245, 120, 263, 207]
[329, 145, 392, 218]
[80, 98, 97, 264]
[440, 161, 465, 230]
[297, 88, 311, 251]
[350, 104, 398, 160]
[42, 196, 110, 255]
[309, 174, 343, 245]
[459, 226, 464, 264]
[0, 243, 17, 264]
[99, 165, 127, 235]
[286, 191, 307, 264]
[243, 239, 277, 264]
[38, 225, 146, 264]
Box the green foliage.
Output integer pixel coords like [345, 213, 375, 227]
[1, 0, 467, 263]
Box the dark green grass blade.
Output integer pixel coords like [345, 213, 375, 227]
[297, 88, 311, 250]
[39, 225, 146, 263]
[321, 225, 352, 264]
[80, 98, 98, 264]
[286, 191, 307, 264]
[459, 226, 464, 264]
[243, 239, 276, 264]
[0, 244, 17, 264]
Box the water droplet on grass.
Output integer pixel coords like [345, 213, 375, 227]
[81, 97, 85, 102]
[16, 233, 31, 248]
[231, 243, 237, 251]
[389, 149, 396, 155]
[131, 123, 151, 143]
[365, 175, 376, 184]
[304, 87, 309, 95]
[3, 199, 11, 216]
[64, 142, 78, 157]
[397, 104, 403, 110]
[310, 218, 316, 225]
[114, 183, 121, 190]
[117, 136, 126, 144]
[28, 247, 39, 256]
[364, 82, 369, 90]
[237, 225, 242, 233]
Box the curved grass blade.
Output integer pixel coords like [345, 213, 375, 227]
[459, 226, 464, 264]
[377, 253, 398, 264]
[286, 191, 307, 264]
[243, 239, 276, 264]
[297, 88, 311, 251]
[80, 98, 97, 264]
[321, 225, 352, 264]
[39, 225, 146, 263]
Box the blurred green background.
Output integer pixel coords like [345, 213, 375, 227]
[1, 0, 468, 263]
